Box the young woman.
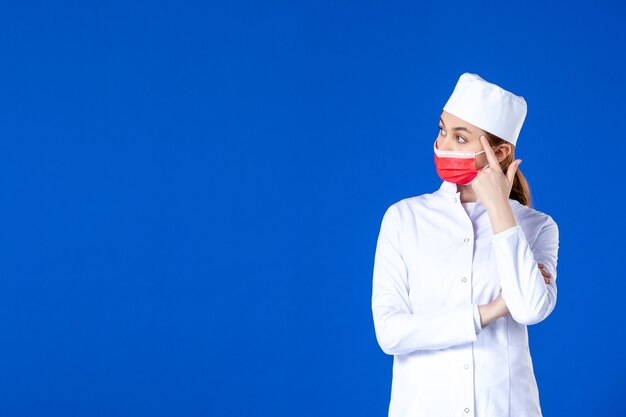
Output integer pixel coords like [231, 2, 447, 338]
[371, 73, 559, 417]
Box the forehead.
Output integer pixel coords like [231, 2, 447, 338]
[440, 110, 484, 135]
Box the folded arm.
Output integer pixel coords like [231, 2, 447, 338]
[492, 216, 559, 325]
[371, 206, 482, 355]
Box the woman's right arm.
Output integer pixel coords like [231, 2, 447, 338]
[478, 291, 509, 326]
[371, 205, 482, 355]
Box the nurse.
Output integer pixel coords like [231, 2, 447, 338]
[371, 73, 559, 417]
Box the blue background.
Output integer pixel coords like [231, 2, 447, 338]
[0, 1, 624, 416]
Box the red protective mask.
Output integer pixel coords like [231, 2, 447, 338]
[433, 139, 493, 185]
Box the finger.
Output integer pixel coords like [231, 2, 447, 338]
[539, 265, 551, 276]
[540, 269, 551, 278]
[480, 136, 502, 172]
[506, 159, 521, 185]
[538, 263, 545, 268]
[543, 277, 551, 285]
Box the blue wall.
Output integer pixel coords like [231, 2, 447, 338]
[0, 1, 624, 415]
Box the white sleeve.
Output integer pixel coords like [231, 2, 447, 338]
[473, 304, 483, 333]
[492, 215, 559, 325]
[371, 205, 481, 355]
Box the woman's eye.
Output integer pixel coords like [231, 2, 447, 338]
[439, 126, 446, 135]
[456, 136, 467, 143]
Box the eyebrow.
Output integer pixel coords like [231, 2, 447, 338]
[440, 117, 474, 135]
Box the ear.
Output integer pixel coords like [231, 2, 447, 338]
[495, 143, 512, 163]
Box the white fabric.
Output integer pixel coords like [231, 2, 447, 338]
[371, 180, 559, 417]
[462, 201, 478, 216]
[443, 73, 527, 146]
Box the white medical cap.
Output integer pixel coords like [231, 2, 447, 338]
[442, 72, 527, 146]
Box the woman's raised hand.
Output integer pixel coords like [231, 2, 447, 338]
[471, 136, 522, 212]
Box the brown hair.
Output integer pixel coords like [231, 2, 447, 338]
[482, 131, 532, 207]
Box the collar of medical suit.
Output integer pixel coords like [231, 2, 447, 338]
[437, 180, 519, 208]
[439, 180, 460, 197]
[438, 180, 483, 205]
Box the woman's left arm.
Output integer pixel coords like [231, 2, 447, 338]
[472, 136, 560, 325]
[491, 217, 559, 325]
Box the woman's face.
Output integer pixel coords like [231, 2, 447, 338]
[436, 110, 510, 168]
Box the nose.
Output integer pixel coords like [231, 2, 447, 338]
[436, 135, 454, 152]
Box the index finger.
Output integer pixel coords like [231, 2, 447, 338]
[480, 136, 501, 171]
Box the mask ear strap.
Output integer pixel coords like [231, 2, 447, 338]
[476, 145, 498, 156]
